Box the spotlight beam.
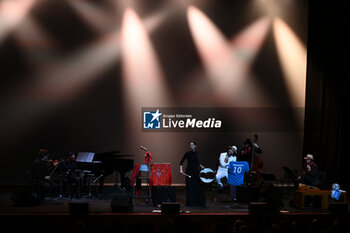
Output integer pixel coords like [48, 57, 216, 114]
[187, 5, 271, 107]
[0, 28, 121, 147]
[120, 8, 179, 164]
[0, 0, 36, 43]
[0, 5, 172, 147]
[273, 17, 306, 108]
[67, 0, 118, 33]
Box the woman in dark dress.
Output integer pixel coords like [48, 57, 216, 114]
[179, 142, 206, 207]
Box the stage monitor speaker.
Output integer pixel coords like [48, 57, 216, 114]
[10, 187, 40, 206]
[69, 202, 89, 215]
[111, 191, 133, 212]
[329, 202, 348, 214]
[161, 202, 180, 215]
[249, 202, 268, 215]
[151, 186, 176, 206]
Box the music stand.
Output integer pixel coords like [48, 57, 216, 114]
[282, 166, 298, 191]
[76, 152, 95, 163]
[76, 152, 97, 198]
[282, 166, 298, 180]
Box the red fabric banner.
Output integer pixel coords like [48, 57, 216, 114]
[130, 164, 140, 187]
[144, 151, 152, 164]
[150, 163, 172, 186]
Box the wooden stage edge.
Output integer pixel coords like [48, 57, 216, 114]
[2, 211, 349, 233]
[0, 211, 345, 216]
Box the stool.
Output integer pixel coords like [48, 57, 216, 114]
[133, 163, 152, 206]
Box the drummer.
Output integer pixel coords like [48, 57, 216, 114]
[216, 146, 237, 189]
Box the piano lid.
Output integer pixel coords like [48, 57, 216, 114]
[95, 150, 134, 157]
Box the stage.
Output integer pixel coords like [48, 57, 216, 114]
[1, 185, 349, 233]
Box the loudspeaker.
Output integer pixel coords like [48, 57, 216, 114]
[249, 202, 268, 215]
[10, 188, 40, 206]
[260, 182, 284, 212]
[69, 202, 89, 215]
[111, 191, 133, 212]
[329, 202, 348, 214]
[161, 202, 180, 215]
[151, 186, 176, 206]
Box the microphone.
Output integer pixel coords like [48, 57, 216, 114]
[140, 146, 147, 151]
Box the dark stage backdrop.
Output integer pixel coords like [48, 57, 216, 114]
[0, 0, 308, 184]
[304, 0, 349, 189]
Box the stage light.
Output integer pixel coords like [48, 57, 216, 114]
[187, 5, 271, 107]
[273, 17, 306, 108]
[0, 0, 36, 43]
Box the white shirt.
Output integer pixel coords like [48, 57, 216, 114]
[219, 152, 236, 169]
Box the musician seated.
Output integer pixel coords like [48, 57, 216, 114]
[32, 149, 57, 200]
[298, 154, 320, 188]
[61, 152, 81, 199]
[216, 146, 237, 189]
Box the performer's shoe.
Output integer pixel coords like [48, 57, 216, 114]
[234, 199, 241, 207]
[230, 198, 239, 208]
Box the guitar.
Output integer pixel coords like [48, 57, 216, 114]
[250, 134, 259, 170]
[246, 134, 263, 184]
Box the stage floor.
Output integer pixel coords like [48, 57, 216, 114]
[1, 185, 349, 233]
[0, 185, 341, 215]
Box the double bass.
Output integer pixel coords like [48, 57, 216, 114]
[245, 134, 263, 184]
[252, 135, 264, 181]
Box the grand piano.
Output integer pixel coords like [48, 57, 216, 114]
[75, 151, 134, 190]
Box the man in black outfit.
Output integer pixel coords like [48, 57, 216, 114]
[298, 154, 320, 187]
[32, 149, 57, 199]
[238, 138, 262, 168]
[61, 152, 80, 199]
[238, 138, 263, 185]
